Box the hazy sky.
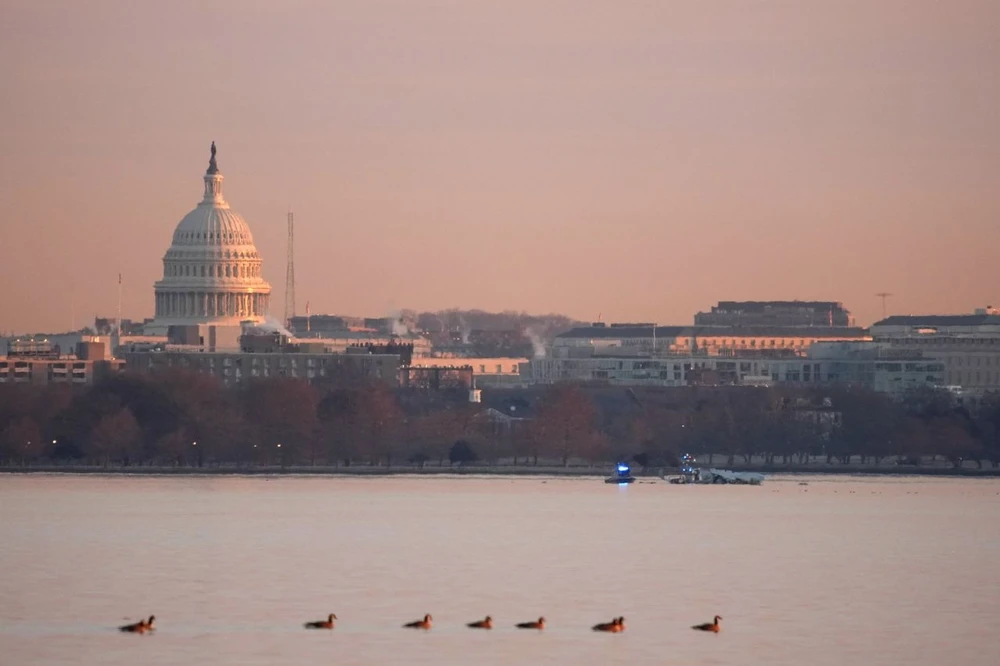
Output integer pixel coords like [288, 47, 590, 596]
[1, 0, 998, 334]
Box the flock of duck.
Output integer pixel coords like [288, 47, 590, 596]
[119, 613, 722, 635]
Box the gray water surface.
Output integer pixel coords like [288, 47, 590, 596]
[1, 474, 997, 665]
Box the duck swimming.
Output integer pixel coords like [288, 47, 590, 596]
[403, 614, 433, 629]
[691, 615, 722, 632]
[304, 613, 336, 629]
[515, 617, 545, 630]
[467, 615, 493, 629]
[119, 615, 155, 634]
[592, 617, 623, 632]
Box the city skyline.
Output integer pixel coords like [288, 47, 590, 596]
[2, 1, 998, 334]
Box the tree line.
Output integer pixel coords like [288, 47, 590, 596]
[1, 371, 998, 469]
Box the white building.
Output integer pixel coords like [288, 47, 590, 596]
[522, 342, 944, 397]
[551, 323, 870, 358]
[870, 310, 1000, 392]
[148, 143, 272, 333]
[410, 356, 529, 387]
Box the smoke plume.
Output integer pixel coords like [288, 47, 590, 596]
[525, 327, 546, 358]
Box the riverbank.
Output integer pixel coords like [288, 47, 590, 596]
[3, 462, 999, 477]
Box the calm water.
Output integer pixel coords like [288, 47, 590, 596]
[1, 474, 998, 665]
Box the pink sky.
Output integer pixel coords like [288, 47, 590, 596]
[1, 0, 997, 334]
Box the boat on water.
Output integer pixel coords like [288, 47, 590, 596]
[668, 454, 702, 484]
[665, 454, 765, 485]
[605, 461, 636, 484]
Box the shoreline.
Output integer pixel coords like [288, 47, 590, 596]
[2, 464, 999, 478]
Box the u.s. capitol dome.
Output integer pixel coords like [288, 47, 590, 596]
[151, 143, 272, 328]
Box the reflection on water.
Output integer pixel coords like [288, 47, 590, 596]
[1, 474, 998, 665]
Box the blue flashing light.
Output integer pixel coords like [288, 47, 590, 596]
[616, 463, 631, 475]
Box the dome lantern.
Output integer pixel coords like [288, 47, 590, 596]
[203, 141, 224, 203]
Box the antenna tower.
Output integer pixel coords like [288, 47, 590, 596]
[284, 210, 295, 327]
[117, 273, 122, 340]
[875, 292, 892, 319]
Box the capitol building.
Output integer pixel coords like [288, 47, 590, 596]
[149, 143, 272, 332]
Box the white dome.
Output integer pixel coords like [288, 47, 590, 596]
[151, 143, 272, 328]
[171, 206, 259, 251]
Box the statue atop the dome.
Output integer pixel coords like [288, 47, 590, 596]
[207, 141, 219, 174]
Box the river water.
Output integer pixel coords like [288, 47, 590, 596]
[0, 474, 997, 665]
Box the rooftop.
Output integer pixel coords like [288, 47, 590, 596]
[710, 300, 847, 312]
[872, 314, 1000, 328]
[557, 325, 869, 340]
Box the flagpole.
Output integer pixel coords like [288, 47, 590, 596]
[116, 273, 122, 355]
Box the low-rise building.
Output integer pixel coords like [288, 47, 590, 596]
[870, 309, 1000, 392]
[124, 348, 400, 386]
[695, 300, 854, 327]
[522, 341, 944, 396]
[552, 323, 870, 358]
[409, 357, 529, 388]
[0, 342, 124, 385]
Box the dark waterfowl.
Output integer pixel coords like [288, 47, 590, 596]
[304, 613, 336, 629]
[691, 615, 722, 633]
[403, 614, 433, 629]
[467, 615, 493, 629]
[515, 617, 545, 630]
[592, 617, 623, 632]
[119, 615, 155, 634]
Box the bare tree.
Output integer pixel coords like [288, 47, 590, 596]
[535, 383, 598, 466]
[0, 417, 44, 465]
[87, 408, 141, 467]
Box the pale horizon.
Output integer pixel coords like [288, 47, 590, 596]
[1, 0, 998, 334]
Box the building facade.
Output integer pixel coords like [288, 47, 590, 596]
[523, 342, 944, 397]
[409, 357, 529, 388]
[694, 301, 853, 327]
[552, 323, 870, 358]
[0, 342, 124, 385]
[870, 311, 1000, 392]
[124, 349, 400, 387]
